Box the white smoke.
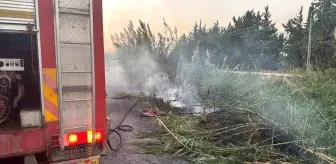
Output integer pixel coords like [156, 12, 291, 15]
[105, 45, 216, 113]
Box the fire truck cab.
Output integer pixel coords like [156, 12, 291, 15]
[0, 0, 107, 163]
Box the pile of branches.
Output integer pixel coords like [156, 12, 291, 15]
[133, 108, 336, 164]
[200, 109, 310, 162]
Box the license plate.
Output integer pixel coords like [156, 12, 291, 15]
[77, 158, 99, 164]
[50, 143, 103, 162]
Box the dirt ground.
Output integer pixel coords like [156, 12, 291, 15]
[100, 98, 188, 164]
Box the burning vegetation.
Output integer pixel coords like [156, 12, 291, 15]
[105, 4, 336, 163]
[111, 76, 336, 164]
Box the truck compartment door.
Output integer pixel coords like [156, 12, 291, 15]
[54, 0, 96, 148]
[0, 0, 36, 32]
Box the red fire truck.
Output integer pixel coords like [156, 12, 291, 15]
[0, 0, 107, 163]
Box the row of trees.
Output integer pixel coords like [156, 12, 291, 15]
[110, 0, 336, 72]
[284, 0, 336, 70]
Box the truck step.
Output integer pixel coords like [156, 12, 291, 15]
[59, 8, 89, 15]
[60, 41, 90, 45]
[63, 98, 92, 102]
[62, 86, 92, 92]
[61, 71, 93, 73]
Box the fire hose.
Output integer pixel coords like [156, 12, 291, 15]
[107, 100, 142, 152]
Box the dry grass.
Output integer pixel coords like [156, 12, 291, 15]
[122, 71, 336, 164]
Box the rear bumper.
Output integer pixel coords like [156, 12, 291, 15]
[51, 155, 100, 164]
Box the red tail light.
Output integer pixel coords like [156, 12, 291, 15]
[68, 134, 78, 144]
[52, 129, 104, 147]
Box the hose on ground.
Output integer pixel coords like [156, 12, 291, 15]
[107, 100, 142, 152]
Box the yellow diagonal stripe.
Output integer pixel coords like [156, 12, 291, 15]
[45, 110, 58, 122]
[42, 68, 58, 122]
[43, 83, 58, 107]
[43, 68, 57, 81]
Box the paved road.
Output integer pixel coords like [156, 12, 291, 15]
[100, 98, 188, 164]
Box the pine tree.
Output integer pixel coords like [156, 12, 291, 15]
[283, 7, 306, 68]
[260, 6, 283, 70]
[310, 0, 336, 69]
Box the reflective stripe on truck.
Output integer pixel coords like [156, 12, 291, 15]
[0, 10, 34, 19]
[42, 68, 59, 121]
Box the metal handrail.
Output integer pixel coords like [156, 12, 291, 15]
[54, 0, 65, 149]
[89, 0, 96, 144]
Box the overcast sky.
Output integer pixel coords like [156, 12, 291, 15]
[102, 0, 312, 51]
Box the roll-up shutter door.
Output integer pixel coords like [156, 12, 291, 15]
[0, 0, 35, 32]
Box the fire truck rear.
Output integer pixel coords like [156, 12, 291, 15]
[0, 0, 107, 163]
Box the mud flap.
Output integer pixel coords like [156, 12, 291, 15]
[101, 117, 111, 156]
[24, 154, 37, 164]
